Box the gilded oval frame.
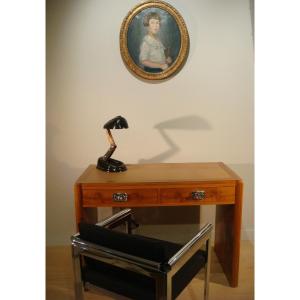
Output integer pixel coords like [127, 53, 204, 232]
[120, 0, 189, 81]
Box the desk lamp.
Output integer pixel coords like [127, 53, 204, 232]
[97, 116, 128, 172]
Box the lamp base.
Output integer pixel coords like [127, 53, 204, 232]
[96, 157, 127, 172]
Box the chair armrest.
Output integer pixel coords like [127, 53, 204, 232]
[72, 209, 133, 237]
[71, 234, 162, 273]
[167, 223, 213, 271]
[96, 208, 132, 228]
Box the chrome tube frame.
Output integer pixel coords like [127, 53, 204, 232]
[165, 223, 213, 300]
[71, 244, 84, 300]
[71, 236, 166, 300]
[71, 209, 212, 300]
[168, 224, 213, 272]
[204, 236, 212, 300]
[71, 236, 162, 273]
[95, 208, 132, 228]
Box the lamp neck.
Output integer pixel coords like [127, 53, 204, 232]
[103, 129, 117, 160]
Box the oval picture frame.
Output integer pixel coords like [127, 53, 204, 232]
[120, 0, 189, 81]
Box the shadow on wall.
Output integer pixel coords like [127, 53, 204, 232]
[47, 116, 213, 244]
[129, 115, 212, 227]
[138, 115, 211, 163]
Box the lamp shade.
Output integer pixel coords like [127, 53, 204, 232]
[103, 116, 128, 130]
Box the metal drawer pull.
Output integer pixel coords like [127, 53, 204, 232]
[112, 192, 128, 202]
[191, 191, 206, 200]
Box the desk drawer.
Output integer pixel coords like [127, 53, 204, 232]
[160, 186, 235, 205]
[82, 188, 159, 206]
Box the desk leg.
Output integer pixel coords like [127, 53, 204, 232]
[74, 184, 98, 230]
[214, 180, 243, 287]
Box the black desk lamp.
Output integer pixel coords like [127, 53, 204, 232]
[97, 116, 128, 172]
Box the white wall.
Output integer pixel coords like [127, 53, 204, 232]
[46, 0, 254, 245]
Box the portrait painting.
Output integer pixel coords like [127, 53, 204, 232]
[120, 1, 189, 81]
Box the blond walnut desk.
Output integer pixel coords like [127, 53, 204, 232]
[74, 162, 243, 287]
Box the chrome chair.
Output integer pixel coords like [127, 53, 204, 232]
[71, 209, 212, 300]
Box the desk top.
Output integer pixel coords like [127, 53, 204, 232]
[76, 162, 241, 185]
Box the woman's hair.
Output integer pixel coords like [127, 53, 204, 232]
[143, 12, 161, 26]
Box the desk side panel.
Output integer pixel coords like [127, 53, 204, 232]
[215, 180, 243, 287]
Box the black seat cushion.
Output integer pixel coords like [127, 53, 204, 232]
[79, 224, 207, 299]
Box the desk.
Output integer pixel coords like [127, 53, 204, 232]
[74, 162, 243, 287]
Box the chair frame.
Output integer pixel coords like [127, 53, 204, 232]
[71, 208, 212, 300]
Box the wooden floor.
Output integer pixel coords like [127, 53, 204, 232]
[46, 240, 253, 300]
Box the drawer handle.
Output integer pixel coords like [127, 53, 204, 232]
[191, 191, 206, 200]
[112, 192, 128, 202]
